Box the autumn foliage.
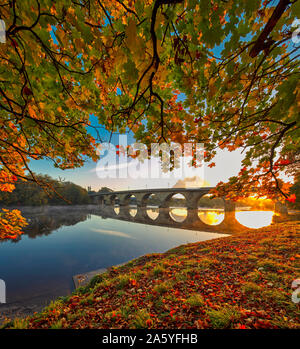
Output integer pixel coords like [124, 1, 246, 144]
[0, 208, 27, 240]
[0, 170, 27, 239]
[0, 0, 299, 238]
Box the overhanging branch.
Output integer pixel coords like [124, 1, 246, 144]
[249, 0, 292, 58]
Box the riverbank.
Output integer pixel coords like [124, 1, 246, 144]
[0, 294, 58, 326]
[2, 221, 299, 329]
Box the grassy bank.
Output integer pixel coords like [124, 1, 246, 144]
[3, 222, 299, 329]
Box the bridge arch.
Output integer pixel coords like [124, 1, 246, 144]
[166, 193, 188, 223]
[197, 193, 225, 226]
[120, 193, 131, 206]
[141, 193, 161, 220]
[120, 194, 138, 217]
[160, 191, 187, 208]
[109, 194, 118, 205]
[160, 190, 211, 210]
[109, 194, 120, 214]
[141, 193, 155, 207]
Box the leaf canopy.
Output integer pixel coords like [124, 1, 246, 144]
[0, 0, 299, 218]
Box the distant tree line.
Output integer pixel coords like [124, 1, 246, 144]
[87, 186, 113, 195]
[0, 174, 90, 206]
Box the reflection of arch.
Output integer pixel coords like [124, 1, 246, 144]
[143, 193, 161, 220]
[120, 194, 137, 217]
[234, 197, 276, 228]
[95, 192, 251, 233]
[167, 193, 188, 223]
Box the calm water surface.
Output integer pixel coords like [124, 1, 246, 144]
[0, 207, 229, 304]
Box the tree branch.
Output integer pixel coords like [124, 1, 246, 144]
[249, 0, 292, 58]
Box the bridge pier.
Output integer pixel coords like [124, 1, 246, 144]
[135, 206, 149, 221]
[184, 209, 199, 224]
[118, 205, 131, 219]
[273, 201, 289, 223]
[155, 207, 173, 225]
[223, 200, 236, 224]
[91, 195, 102, 205]
[219, 200, 247, 232]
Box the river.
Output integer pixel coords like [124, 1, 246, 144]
[0, 205, 275, 322]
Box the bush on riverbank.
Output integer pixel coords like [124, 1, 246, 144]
[3, 222, 299, 329]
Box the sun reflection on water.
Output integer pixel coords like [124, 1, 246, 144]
[169, 207, 188, 222]
[147, 207, 159, 220]
[168, 207, 274, 228]
[119, 206, 275, 229]
[235, 210, 274, 229]
[198, 210, 224, 225]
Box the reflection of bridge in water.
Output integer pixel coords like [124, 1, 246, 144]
[90, 188, 289, 233]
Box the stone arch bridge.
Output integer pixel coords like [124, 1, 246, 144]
[89, 188, 287, 233]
